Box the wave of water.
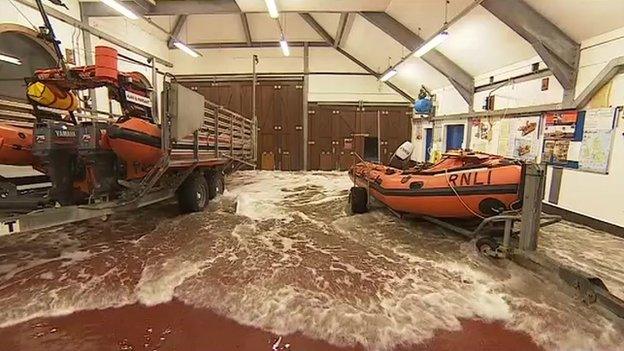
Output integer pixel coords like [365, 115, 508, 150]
[0, 171, 622, 350]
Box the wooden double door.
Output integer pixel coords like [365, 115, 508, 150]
[308, 104, 412, 171]
[190, 80, 304, 171]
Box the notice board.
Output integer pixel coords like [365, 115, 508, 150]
[578, 107, 618, 174]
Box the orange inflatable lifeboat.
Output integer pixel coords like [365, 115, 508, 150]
[0, 123, 34, 166]
[349, 151, 523, 218]
[107, 117, 163, 179]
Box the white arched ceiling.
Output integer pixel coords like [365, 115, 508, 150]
[309, 48, 368, 73]
[310, 13, 341, 39]
[245, 13, 322, 42]
[280, 13, 325, 41]
[185, 14, 246, 43]
[245, 13, 280, 41]
[235, 0, 392, 12]
[145, 15, 174, 33]
[435, 6, 537, 76]
[392, 56, 451, 94]
[524, 0, 624, 42]
[342, 15, 409, 73]
[386, 0, 473, 39]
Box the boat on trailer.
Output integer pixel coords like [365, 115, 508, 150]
[349, 150, 523, 219]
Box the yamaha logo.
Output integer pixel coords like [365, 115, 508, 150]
[54, 130, 76, 138]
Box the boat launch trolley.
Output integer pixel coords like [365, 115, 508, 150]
[349, 162, 624, 320]
[0, 80, 257, 235]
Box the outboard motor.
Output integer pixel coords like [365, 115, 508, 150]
[32, 120, 81, 205]
[388, 141, 414, 169]
[78, 121, 120, 196]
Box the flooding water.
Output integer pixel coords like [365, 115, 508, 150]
[0, 171, 622, 350]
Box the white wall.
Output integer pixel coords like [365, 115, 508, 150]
[417, 26, 624, 227]
[171, 46, 408, 103]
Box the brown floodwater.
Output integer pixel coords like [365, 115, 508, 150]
[0, 171, 622, 350]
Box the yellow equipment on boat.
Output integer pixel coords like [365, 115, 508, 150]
[27, 82, 79, 111]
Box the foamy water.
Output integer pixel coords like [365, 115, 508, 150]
[0, 171, 622, 350]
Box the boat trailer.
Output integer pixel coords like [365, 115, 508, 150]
[0, 80, 257, 236]
[354, 162, 624, 320]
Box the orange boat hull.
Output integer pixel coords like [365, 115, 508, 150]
[0, 123, 34, 166]
[349, 152, 522, 218]
[107, 117, 163, 179]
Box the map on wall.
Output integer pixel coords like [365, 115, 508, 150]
[578, 107, 618, 174]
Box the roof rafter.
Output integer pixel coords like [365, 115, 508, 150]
[299, 13, 414, 102]
[334, 13, 349, 48]
[167, 14, 187, 49]
[481, 0, 580, 96]
[190, 41, 330, 49]
[240, 13, 252, 46]
[81, 0, 240, 16]
[360, 12, 474, 107]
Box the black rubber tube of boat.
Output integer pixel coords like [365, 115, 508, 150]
[107, 125, 161, 148]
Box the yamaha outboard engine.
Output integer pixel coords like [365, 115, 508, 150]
[32, 120, 81, 205]
[78, 121, 119, 196]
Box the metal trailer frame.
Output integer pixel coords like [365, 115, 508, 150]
[352, 161, 624, 319]
[417, 163, 624, 320]
[0, 80, 256, 236]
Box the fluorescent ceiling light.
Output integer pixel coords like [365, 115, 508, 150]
[0, 53, 21, 65]
[174, 41, 200, 58]
[413, 31, 449, 57]
[279, 39, 290, 57]
[265, 0, 279, 18]
[379, 69, 397, 82]
[100, 0, 139, 20]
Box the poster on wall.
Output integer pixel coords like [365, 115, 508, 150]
[511, 116, 541, 162]
[470, 118, 493, 153]
[495, 116, 541, 161]
[541, 110, 581, 166]
[578, 107, 618, 174]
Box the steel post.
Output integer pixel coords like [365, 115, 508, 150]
[519, 163, 547, 251]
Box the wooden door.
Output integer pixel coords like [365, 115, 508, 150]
[357, 108, 379, 162]
[331, 106, 357, 171]
[381, 108, 411, 164]
[257, 83, 277, 169]
[275, 82, 303, 171]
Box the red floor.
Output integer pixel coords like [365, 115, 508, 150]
[0, 300, 542, 351]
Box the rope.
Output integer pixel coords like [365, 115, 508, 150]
[444, 168, 486, 219]
[9, 0, 38, 31]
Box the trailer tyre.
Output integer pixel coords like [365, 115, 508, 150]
[349, 186, 368, 214]
[475, 236, 500, 258]
[207, 171, 225, 199]
[178, 174, 209, 213]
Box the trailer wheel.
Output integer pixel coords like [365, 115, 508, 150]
[206, 171, 225, 199]
[349, 186, 368, 214]
[475, 236, 500, 258]
[178, 174, 209, 213]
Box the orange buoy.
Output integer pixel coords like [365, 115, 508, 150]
[349, 151, 523, 218]
[0, 123, 34, 166]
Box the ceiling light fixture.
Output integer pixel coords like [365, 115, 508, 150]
[379, 69, 397, 82]
[279, 38, 290, 57]
[0, 53, 22, 65]
[264, 0, 279, 18]
[174, 41, 200, 58]
[413, 31, 449, 57]
[100, 0, 139, 20]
